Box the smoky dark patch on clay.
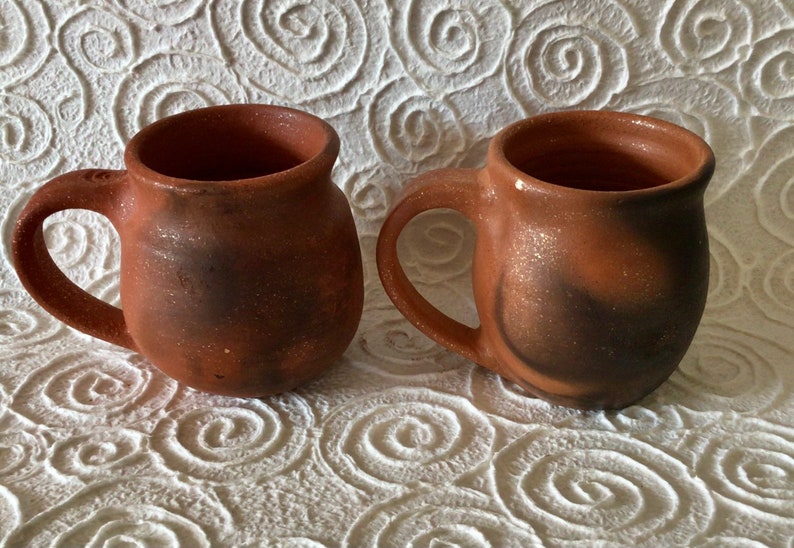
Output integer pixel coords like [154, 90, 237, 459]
[626, 209, 709, 312]
[494, 270, 685, 383]
[175, 245, 247, 325]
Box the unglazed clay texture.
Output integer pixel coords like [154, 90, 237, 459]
[1, 1, 793, 546]
[377, 112, 715, 409]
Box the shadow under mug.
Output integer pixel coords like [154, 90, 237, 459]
[12, 104, 364, 397]
[377, 110, 715, 410]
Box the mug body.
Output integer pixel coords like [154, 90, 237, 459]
[118, 105, 364, 396]
[474, 111, 713, 408]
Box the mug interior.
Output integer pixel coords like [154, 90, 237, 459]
[130, 105, 333, 182]
[500, 111, 711, 192]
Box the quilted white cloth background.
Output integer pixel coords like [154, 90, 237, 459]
[1, 0, 793, 546]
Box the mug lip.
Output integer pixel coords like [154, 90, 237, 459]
[124, 103, 340, 193]
[488, 110, 715, 200]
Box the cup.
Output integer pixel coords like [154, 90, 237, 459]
[13, 104, 364, 397]
[377, 110, 715, 409]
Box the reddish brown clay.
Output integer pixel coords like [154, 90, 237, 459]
[13, 104, 364, 397]
[377, 110, 715, 410]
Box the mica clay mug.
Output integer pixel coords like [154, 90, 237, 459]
[377, 111, 715, 409]
[13, 104, 364, 397]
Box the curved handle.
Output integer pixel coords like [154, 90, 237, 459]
[376, 168, 494, 369]
[11, 169, 137, 351]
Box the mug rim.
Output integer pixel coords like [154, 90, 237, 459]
[124, 103, 339, 192]
[488, 110, 715, 199]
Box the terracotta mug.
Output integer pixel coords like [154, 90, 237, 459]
[13, 104, 364, 397]
[377, 110, 715, 409]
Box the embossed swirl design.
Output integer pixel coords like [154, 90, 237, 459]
[389, 0, 510, 93]
[370, 79, 466, 173]
[506, 0, 636, 111]
[270, 538, 327, 548]
[764, 250, 794, 316]
[5, 479, 233, 547]
[0, 289, 62, 350]
[667, 325, 782, 413]
[348, 486, 541, 547]
[597, 404, 687, 434]
[43, 210, 120, 289]
[212, 0, 376, 112]
[396, 209, 475, 282]
[753, 125, 794, 247]
[11, 351, 177, 428]
[241, 0, 364, 77]
[116, 0, 203, 25]
[0, 0, 49, 86]
[696, 419, 794, 520]
[152, 394, 312, 482]
[320, 388, 494, 492]
[0, 485, 19, 545]
[342, 166, 397, 224]
[352, 305, 466, 378]
[58, 7, 136, 74]
[55, 506, 212, 548]
[0, 430, 46, 482]
[707, 227, 745, 309]
[113, 52, 246, 143]
[741, 29, 794, 118]
[0, 94, 50, 167]
[660, 0, 752, 73]
[494, 429, 714, 546]
[694, 537, 772, 548]
[50, 429, 148, 480]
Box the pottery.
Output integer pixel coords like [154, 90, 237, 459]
[13, 104, 364, 397]
[377, 110, 715, 410]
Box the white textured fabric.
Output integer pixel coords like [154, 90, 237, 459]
[1, 1, 794, 546]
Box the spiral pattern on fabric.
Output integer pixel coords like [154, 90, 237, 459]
[0, 94, 51, 166]
[661, 0, 752, 73]
[5, 478, 233, 547]
[117, 0, 203, 25]
[152, 394, 313, 483]
[506, 0, 636, 111]
[113, 52, 246, 143]
[0, 430, 46, 482]
[12, 350, 177, 429]
[370, 79, 466, 173]
[320, 387, 494, 493]
[50, 429, 148, 480]
[347, 486, 541, 547]
[0, 485, 19, 545]
[494, 428, 713, 546]
[0, 289, 63, 351]
[668, 325, 782, 413]
[764, 250, 794, 317]
[0, 0, 49, 86]
[707, 228, 745, 309]
[58, 7, 136, 74]
[752, 125, 794, 246]
[211, 0, 378, 114]
[741, 29, 794, 119]
[696, 419, 794, 520]
[389, 0, 510, 93]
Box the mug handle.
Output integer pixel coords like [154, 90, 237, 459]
[12, 169, 137, 351]
[376, 168, 496, 370]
